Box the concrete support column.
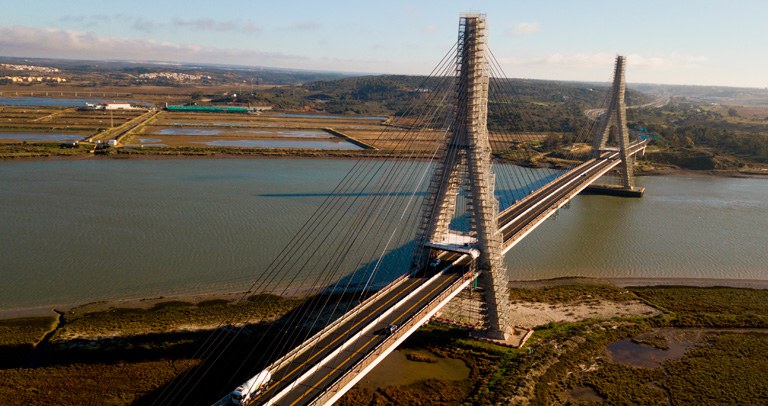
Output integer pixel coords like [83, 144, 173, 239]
[413, 14, 512, 340]
[593, 55, 635, 190]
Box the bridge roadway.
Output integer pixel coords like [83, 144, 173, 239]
[243, 253, 473, 406]
[498, 139, 647, 253]
[228, 139, 646, 405]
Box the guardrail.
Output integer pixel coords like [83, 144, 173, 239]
[501, 154, 622, 255]
[262, 267, 456, 406]
[309, 266, 476, 405]
[265, 273, 409, 375]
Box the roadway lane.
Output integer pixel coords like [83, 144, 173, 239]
[497, 139, 647, 244]
[250, 253, 462, 405]
[501, 157, 617, 243]
[279, 261, 470, 405]
[499, 146, 646, 245]
[235, 140, 647, 405]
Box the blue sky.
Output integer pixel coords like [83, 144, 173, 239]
[1, 0, 765, 87]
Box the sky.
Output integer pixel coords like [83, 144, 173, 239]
[1, 0, 766, 88]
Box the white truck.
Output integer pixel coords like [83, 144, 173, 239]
[230, 370, 271, 405]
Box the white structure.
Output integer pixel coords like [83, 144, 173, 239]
[84, 102, 135, 110]
[414, 15, 513, 341]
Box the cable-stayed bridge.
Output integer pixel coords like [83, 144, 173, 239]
[156, 13, 648, 406]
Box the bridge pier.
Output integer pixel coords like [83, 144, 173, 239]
[413, 14, 513, 340]
[590, 55, 644, 197]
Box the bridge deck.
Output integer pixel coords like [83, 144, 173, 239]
[247, 254, 470, 405]
[227, 139, 647, 406]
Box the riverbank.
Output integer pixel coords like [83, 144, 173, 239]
[3, 276, 768, 322]
[2, 278, 767, 405]
[3, 142, 767, 179]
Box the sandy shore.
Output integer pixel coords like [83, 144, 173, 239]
[2, 276, 766, 321]
[606, 277, 768, 289]
[441, 276, 768, 329]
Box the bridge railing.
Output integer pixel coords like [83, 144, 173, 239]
[497, 157, 597, 219]
[262, 265, 463, 405]
[265, 273, 411, 376]
[309, 266, 477, 405]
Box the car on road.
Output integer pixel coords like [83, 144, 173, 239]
[382, 324, 398, 336]
[429, 258, 441, 268]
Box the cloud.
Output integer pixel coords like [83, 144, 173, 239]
[131, 17, 162, 33]
[0, 24, 393, 73]
[508, 22, 539, 37]
[173, 18, 237, 32]
[501, 52, 708, 71]
[58, 14, 163, 33]
[292, 22, 321, 31]
[627, 53, 708, 70]
[169, 18, 260, 34]
[0, 24, 299, 66]
[57, 14, 114, 27]
[421, 24, 438, 34]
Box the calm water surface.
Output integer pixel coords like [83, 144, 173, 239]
[194, 140, 362, 149]
[1, 159, 766, 311]
[0, 96, 151, 107]
[0, 132, 85, 142]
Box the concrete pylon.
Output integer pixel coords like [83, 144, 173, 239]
[413, 14, 512, 340]
[592, 55, 637, 191]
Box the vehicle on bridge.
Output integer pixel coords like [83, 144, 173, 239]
[384, 324, 398, 335]
[429, 258, 442, 268]
[229, 370, 271, 405]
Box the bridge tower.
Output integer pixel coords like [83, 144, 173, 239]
[589, 55, 644, 196]
[414, 14, 513, 340]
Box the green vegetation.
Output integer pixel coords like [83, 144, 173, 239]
[341, 285, 768, 405]
[630, 286, 768, 327]
[509, 281, 637, 305]
[0, 316, 58, 367]
[0, 142, 91, 159]
[664, 333, 768, 403]
[0, 359, 198, 406]
[1, 284, 767, 405]
[631, 99, 768, 171]
[529, 286, 768, 405]
[4, 72, 767, 173]
[0, 316, 57, 347]
[55, 295, 304, 340]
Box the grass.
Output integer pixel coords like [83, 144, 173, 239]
[0, 316, 57, 347]
[509, 282, 638, 305]
[664, 333, 768, 404]
[1, 286, 766, 405]
[630, 286, 768, 327]
[0, 359, 198, 406]
[0, 142, 91, 158]
[529, 286, 768, 405]
[53, 296, 304, 341]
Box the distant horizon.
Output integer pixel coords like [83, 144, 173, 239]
[2, 54, 766, 91]
[1, 1, 766, 89]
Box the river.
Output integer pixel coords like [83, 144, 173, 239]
[1, 159, 766, 312]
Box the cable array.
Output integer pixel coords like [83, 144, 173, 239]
[153, 40, 626, 406]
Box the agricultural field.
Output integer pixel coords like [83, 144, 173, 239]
[0, 106, 143, 141]
[125, 111, 387, 150]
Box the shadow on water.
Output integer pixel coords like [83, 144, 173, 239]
[256, 170, 561, 212]
[258, 191, 428, 198]
[0, 261, 407, 404]
[134, 240, 416, 404]
[16, 170, 563, 404]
